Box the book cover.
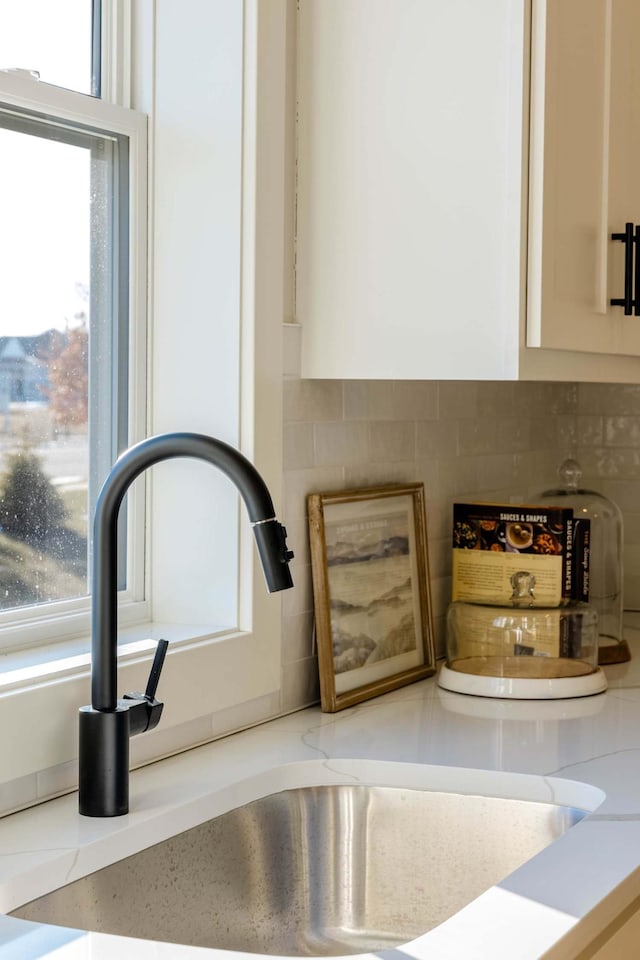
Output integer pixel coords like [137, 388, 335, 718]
[452, 502, 578, 607]
[572, 517, 591, 603]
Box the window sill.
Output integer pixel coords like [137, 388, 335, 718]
[0, 621, 232, 694]
[0, 614, 283, 792]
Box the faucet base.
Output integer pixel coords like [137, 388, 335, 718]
[79, 705, 131, 817]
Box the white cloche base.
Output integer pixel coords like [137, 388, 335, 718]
[438, 663, 608, 700]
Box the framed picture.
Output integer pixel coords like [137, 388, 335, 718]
[308, 483, 436, 712]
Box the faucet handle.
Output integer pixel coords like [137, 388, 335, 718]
[123, 639, 169, 735]
[144, 638, 169, 700]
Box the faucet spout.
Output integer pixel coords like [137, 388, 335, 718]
[79, 432, 294, 817]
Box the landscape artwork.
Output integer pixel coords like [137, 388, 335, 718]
[308, 485, 436, 711]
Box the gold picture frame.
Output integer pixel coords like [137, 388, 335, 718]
[308, 483, 436, 712]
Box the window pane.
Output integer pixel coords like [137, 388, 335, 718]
[0, 0, 94, 95]
[0, 111, 127, 612]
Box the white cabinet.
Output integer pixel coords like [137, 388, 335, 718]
[295, 0, 640, 383]
[529, 0, 640, 358]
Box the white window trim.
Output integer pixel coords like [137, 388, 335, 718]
[0, 0, 288, 790]
[0, 69, 149, 645]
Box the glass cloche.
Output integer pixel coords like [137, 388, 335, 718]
[439, 599, 604, 699]
[536, 459, 628, 665]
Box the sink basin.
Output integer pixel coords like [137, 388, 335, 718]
[11, 780, 590, 956]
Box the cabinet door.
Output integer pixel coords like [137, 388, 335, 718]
[587, 897, 640, 959]
[528, 0, 640, 356]
[296, 0, 527, 380]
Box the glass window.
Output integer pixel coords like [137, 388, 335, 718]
[0, 0, 146, 646]
[0, 0, 96, 95]
[0, 107, 129, 616]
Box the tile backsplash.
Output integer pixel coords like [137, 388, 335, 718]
[281, 379, 640, 710]
[574, 384, 640, 612]
[4, 378, 639, 817]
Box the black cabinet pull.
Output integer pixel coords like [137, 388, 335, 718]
[611, 222, 635, 315]
[634, 225, 640, 317]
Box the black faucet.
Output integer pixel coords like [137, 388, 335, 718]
[79, 432, 294, 817]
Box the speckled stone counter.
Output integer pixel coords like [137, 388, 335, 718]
[2, 618, 640, 959]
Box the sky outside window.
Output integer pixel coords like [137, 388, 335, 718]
[0, 128, 90, 337]
[0, 1, 92, 336]
[0, 0, 92, 95]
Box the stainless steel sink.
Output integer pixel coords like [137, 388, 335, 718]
[11, 783, 588, 956]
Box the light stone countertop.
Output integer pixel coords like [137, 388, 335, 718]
[3, 618, 640, 960]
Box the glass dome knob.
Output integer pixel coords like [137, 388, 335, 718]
[558, 458, 582, 491]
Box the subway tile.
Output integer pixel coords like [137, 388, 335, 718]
[579, 383, 640, 416]
[283, 467, 345, 511]
[283, 422, 315, 470]
[281, 657, 321, 712]
[283, 466, 344, 565]
[284, 503, 311, 572]
[570, 447, 598, 481]
[415, 419, 458, 459]
[622, 513, 640, 545]
[512, 452, 558, 499]
[604, 416, 640, 447]
[557, 414, 577, 448]
[575, 415, 604, 446]
[544, 382, 577, 414]
[413, 457, 439, 496]
[344, 381, 438, 422]
[437, 381, 479, 419]
[457, 418, 498, 456]
[590, 448, 640, 480]
[623, 573, 640, 610]
[429, 574, 453, 623]
[624, 559, 640, 616]
[496, 417, 531, 454]
[427, 537, 452, 579]
[343, 460, 417, 489]
[623, 543, 640, 572]
[343, 381, 395, 420]
[469, 487, 517, 504]
[512, 382, 576, 416]
[598, 479, 640, 513]
[556, 382, 579, 413]
[283, 379, 343, 422]
[436, 455, 479, 498]
[476, 453, 516, 492]
[393, 381, 438, 420]
[281, 511, 311, 569]
[512, 382, 549, 415]
[476, 381, 516, 418]
[529, 416, 559, 449]
[283, 562, 314, 617]
[425, 498, 453, 542]
[368, 421, 415, 461]
[282, 610, 315, 664]
[314, 421, 369, 466]
[432, 615, 447, 659]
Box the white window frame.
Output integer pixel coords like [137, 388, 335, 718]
[0, 67, 149, 647]
[0, 0, 287, 793]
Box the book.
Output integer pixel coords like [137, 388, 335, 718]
[572, 517, 591, 603]
[452, 502, 589, 608]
